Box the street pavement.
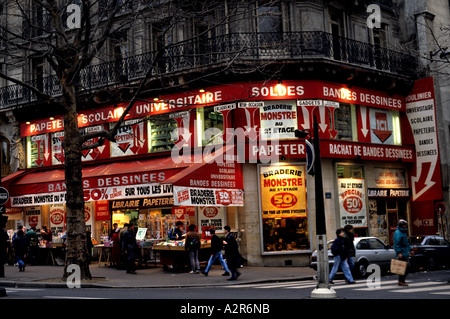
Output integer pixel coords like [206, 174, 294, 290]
[0, 262, 317, 289]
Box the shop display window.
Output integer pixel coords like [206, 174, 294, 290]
[112, 208, 191, 241]
[148, 117, 178, 153]
[26, 134, 47, 168]
[263, 217, 309, 252]
[197, 105, 224, 146]
[334, 103, 356, 141]
[337, 163, 365, 179]
[259, 164, 310, 253]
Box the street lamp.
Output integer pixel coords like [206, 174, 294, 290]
[295, 115, 337, 299]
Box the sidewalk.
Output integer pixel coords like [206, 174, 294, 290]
[0, 263, 316, 288]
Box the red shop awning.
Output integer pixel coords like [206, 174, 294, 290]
[4, 145, 244, 207]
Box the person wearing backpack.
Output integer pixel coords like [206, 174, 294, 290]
[185, 224, 201, 273]
[168, 221, 184, 240]
[329, 228, 355, 284]
[12, 229, 29, 272]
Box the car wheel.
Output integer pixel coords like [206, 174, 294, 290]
[427, 256, 436, 270]
[355, 260, 369, 278]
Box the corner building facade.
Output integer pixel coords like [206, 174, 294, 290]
[0, 1, 444, 267]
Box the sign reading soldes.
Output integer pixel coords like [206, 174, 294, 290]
[20, 80, 406, 137]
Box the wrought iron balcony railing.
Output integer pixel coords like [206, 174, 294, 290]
[0, 31, 419, 109]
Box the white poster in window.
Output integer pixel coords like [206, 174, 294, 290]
[338, 178, 367, 228]
[370, 109, 394, 144]
[84, 201, 93, 231]
[24, 206, 42, 231]
[110, 119, 146, 157]
[136, 228, 147, 240]
[260, 100, 298, 140]
[51, 131, 65, 165]
[198, 206, 226, 233]
[50, 203, 66, 235]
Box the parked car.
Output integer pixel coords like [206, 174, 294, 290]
[409, 236, 450, 271]
[310, 237, 397, 278]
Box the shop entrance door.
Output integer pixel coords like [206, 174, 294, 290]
[386, 198, 408, 246]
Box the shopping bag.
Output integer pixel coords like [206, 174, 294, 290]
[390, 259, 408, 275]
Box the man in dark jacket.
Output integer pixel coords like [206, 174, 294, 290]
[12, 229, 29, 272]
[343, 225, 356, 271]
[0, 225, 9, 277]
[121, 223, 137, 274]
[201, 228, 230, 276]
[329, 229, 355, 284]
[224, 226, 241, 281]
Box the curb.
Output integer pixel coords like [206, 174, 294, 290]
[0, 275, 316, 289]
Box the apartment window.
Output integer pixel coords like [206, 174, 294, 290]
[329, 10, 346, 60]
[150, 21, 173, 72]
[257, 3, 282, 34]
[31, 57, 45, 92]
[0, 135, 10, 176]
[111, 30, 128, 81]
[372, 24, 388, 69]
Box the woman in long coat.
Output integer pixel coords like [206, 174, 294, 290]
[224, 226, 241, 280]
[111, 224, 121, 267]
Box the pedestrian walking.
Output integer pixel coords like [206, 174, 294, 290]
[202, 228, 230, 277]
[343, 225, 356, 271]
[122, 223, 138, 274]
[224, 226, 241, 281]
[185, 224, 201, 273]
[26, 227, 39, 265]
[329, 229, 355, 284]
[12, 228, 29, 272]
[0, 225, 8, 277]
[111, 223, 121, 268]
[393, 219, 412, 286]
[85, 226, 93, 264]
[119, 223, 128, 270]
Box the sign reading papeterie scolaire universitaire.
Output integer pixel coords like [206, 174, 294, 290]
[405, 77, 442, 201]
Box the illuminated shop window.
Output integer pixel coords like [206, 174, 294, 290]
[259, 164, 310, 253]
[148, 117, 178, 153]
[334, 104, 356, 141]
[197, 105, 224, 146]
[392, 111, 402, 145]
[27, 134, 47, 168]
[369, 108, 401, 145]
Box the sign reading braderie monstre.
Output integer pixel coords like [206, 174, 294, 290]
[259, 165, 307, 219]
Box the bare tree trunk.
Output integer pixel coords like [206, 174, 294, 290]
[61, 84, 91, 280]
